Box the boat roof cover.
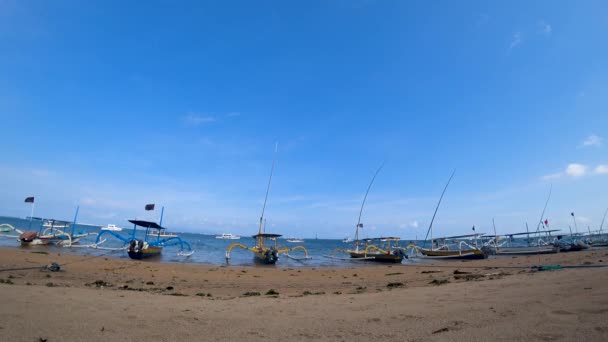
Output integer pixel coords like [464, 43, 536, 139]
[433, 233, 486, 240]
[499, 229, 561, 237]
[252, 233, 282, 238]
[128, 220, 165, 230]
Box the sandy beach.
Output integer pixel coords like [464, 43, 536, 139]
[0, 247, 607, 341]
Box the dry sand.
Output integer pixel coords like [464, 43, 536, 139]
[0, 247, 607, 341]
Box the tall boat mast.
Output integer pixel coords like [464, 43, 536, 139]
[259, 142, 278, 236]
[424, 169, 456, 248]
[354, 162, 384, 252]
[599, 207, 608, 234]
[534, 184, 552, 234]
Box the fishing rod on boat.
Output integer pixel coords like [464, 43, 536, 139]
[571, 212, 579, 235]
[534, 184, 552, 235]
[259, 142, 278, 235]
[600, 207, 608, 234]
[354, 161, 385, 250]
[423, 169, 456, 247]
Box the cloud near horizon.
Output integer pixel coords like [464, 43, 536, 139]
[542, 162, 608, 180]
[182, 113, 216, 126]
[581, 134, 603, 147]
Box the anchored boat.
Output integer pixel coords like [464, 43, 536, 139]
[93, 206, 193, 259]
[225, 144, 310, 264]
[326, 163, 409, 263]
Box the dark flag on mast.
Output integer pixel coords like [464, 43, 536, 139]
[145, 204, 155, 211]
[24, 197, 34, 203]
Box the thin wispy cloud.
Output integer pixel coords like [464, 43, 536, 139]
[595, 165, 608, 174]
[542, 162, 608, 180]
[508, 32, 523, 51]
[226, 112, 241, 118]
[181, 113, 216, 126]
[541, 172, 562, 181]
[538, 20, 552, 35]
[581, 134, 603, 147]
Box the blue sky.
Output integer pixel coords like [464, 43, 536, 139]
[1, 1, 607, 238]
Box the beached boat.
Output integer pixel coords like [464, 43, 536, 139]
[414, 170, 488, 260]
[325, 164, 408, 263]
[482, 228, 562, 255]
[225, 144, 310, 264]
[101, 224, 123, 232]
[18, 214, 95, 247]
[419, 233, 488, 260]
[215, 233, 241, 240]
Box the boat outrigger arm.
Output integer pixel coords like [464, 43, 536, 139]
[0, 223, 22, 239]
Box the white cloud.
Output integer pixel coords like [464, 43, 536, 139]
[509, 32, 523, 51]
[541, 172, 562, 181]
[595, 165, 608, 174]
[582, 134, 603, 147]
[182, 113, 216, 126]
[565, 163, 587, 177]
[538, 20, 552, 34]
[408, 220, 419, 229]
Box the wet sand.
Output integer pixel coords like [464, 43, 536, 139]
[0, 247, 607, 341]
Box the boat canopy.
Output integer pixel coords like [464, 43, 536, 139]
[128, 220, 166, 230]
[252, 233, 282, 238]
[485, 229, 561, 237]
[433, 233, 485, 240]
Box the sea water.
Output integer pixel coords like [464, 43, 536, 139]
[0, 216, 427, 267]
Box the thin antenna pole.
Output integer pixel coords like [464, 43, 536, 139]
[159, 206, 165, 226]
[599, 207, 608, 234]
[355, 162, 385, 251]
[70, 206, 80, 236]
[29, 202, 35, 230]
[534, 184, 552, 234]
[259, 142, 278, 235]
[571, 212, 578, 234]
[424, 169, 456, 247]
[492, 218, 498, 251]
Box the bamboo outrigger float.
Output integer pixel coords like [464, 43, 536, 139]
[225, 144, 310, 265]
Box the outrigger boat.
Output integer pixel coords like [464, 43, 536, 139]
[417, 170, 488, 260]
[419, 233, 488, 260]
[483, 230, 561, 255]
[325, 163, 408, 263]
[93, 207, 193, 259]
[225, 144, 310, 264]
[17, 207, 96, 247]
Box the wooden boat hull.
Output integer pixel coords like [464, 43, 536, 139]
[127, 240, 163, 259]
[348, 251, 404, 263]
[254, 250, 279, 264]
[127, 246, 163, 259]
[420, 248, 487, 260]
[485, 246, 559, 255]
